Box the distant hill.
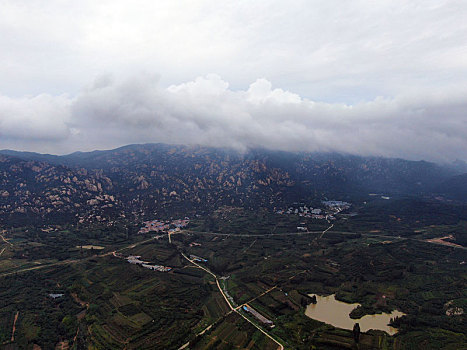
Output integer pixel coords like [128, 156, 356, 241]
[435, 173, 467, 201]
[0, 144, 464, 226]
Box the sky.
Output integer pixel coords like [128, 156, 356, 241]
[0, 0, 466, 162]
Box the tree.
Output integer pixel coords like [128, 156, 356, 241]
[353, 322, 360, 343]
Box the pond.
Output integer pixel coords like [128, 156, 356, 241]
[305, 294, 405, 335]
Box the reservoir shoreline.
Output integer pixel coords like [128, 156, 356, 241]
[305, 294, 405, 335]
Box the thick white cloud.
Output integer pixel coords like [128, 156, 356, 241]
[0, 1, 466, 160]
[0, 74, 465, 162]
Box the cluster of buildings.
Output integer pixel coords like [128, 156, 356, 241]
[322, 200, 351, 209]
[48, 293, 64, 299]
[126, 255, 172, 272]
[276, 205, 328, 220]
[242, 304, 274, 327]
[139, 220, 169, 233]
[190, 254, 208, 262]
[276, 200, 351, 221]
[138, 218, 190, 234]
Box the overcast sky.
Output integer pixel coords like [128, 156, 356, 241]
[0, 0, 466, 162]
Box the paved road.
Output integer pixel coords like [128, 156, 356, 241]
[179, 251, 284, 350]
[180, 252, 232, 308]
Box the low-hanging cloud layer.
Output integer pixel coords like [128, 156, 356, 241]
[1, 1, 466, 161]
[1, 74, 466, 162]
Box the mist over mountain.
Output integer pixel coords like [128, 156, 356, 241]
[2, 75, 467, 163]
[1, 143, 465, 227]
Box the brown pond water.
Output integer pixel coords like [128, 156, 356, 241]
[305, 294, 405, 335]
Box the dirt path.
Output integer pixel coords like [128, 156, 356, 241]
[185, 230, 326, 237]
[319, 223, 334, 239]
[187, 229, 466, 251]
[0, 257, 85, 278]
[115, 236, 158, 253]
[243, 239, 257, 253]
[71, 292, 89, 308]
[0, 233, 13, 247]
[234, 270, 306, 312]
[168, 231, 173, 244]
[234, 286, 277, 311]
[425, 235, 464, 248]
[0, 236, 160, 278]
[331, 231, 467, 251]
[55, 340, 69, 350]
[71, 327, 80, 348]
[11, 311, 19, 342]
[178, 324, 214, 350]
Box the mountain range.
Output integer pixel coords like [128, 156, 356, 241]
[1, 143, 465, 226]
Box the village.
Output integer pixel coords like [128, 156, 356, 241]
[138, 217, 190, 234]
[112, 252, 172, 272]
[275, 200, 351, 220]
